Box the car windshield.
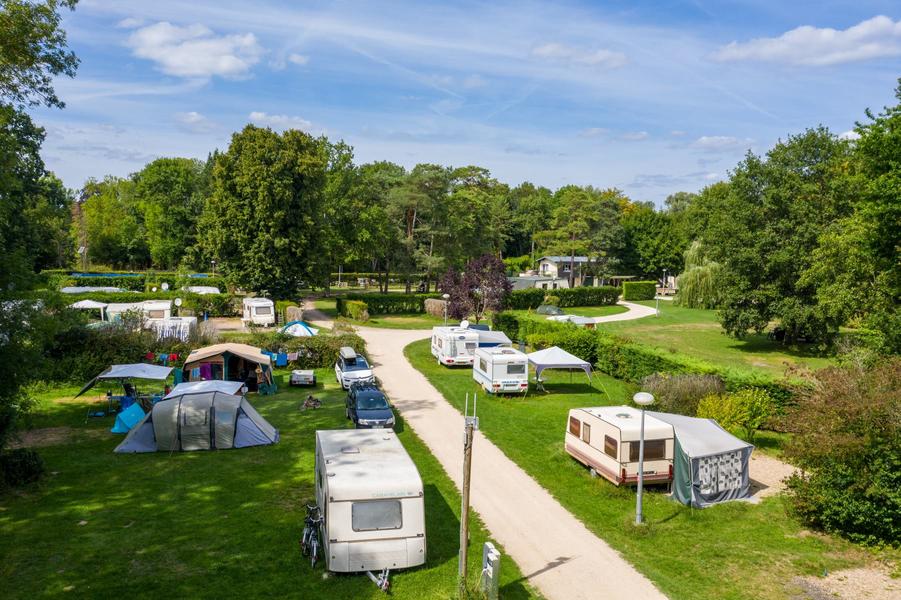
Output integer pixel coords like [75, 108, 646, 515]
[356, 394, 389, 410]
[343, 357, 370, 371]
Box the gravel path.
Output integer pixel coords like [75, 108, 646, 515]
[356, 326, 665, 600]
[592, 301, 659, 323]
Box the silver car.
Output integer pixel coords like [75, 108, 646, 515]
[334, 346, 375, 390]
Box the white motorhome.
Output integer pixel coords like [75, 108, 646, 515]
[242, 297, 275, 327]
[430, 325, 479, 366]
[473, 347, 529, 394]
[315, 429, 426, 574]
[565, 405, 675, 486]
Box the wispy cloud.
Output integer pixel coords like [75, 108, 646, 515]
[713, 15, 901, 66]
[174, 111, 219, 134]
[288, 53, 309, 65]
[127, 22, 264, 79]
[249, 111, 313, 131]
[619, 131, 649, 141]
[531, 42, 627, 69]
[579, 127, 608, 138]
[116, 17, 144, 29]
[691, 135, 753, 152]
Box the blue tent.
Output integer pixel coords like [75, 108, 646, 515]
[280, 320, 319, 337]
[111, 403, 146, 434]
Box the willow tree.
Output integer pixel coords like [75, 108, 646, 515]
[674, 240, 724, 309]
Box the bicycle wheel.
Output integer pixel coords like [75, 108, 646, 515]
[300, 527, 310, 556]
[310, 538, 319, 568]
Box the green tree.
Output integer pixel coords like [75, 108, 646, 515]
[80, 176, 146, 268]
[198, 125, 328, 297]
[536, 186, 596, 287]
[620, 204, 682, 279]
[24, 173, 73, 269]
[509, 182, 555, 263]
[132, 157, 206, 269]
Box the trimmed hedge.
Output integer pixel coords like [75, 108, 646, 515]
[336, 293, 439, 316]
[35, 290, 238, 317]
[41, 270, 225, 293]
[344, 300, 369, 321]
[623, 281, 656, 301]
[504, 286, 620, 310]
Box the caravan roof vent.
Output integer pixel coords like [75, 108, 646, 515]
[616, 413, 632, 419]
[340, 446, 360, 454]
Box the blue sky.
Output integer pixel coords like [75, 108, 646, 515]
[32, 0, 901, 205]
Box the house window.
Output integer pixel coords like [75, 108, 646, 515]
[568, 417, 581, 437]
[352, 500, 402, 531]
[552, 283, 558, 289]
[629, 439, 667, 461]
[604, 435, 617, 459]
[507, 363, 525, 375]
[581, 423, 591, 443]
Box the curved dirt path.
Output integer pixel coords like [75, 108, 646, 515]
[358, 326, 665, 600]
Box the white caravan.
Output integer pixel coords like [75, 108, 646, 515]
[430, 325, 479, 366]
[242, 297, 275, 327]
[473, 347, 529, 394]
[565, 405, 675, 486]
[105, 300, 172, 322]
[315, 429, 426, 574]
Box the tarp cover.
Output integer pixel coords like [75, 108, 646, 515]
[111, 403, 145, 434]
[527, 346, 592, 380]
[164, 380, 244, 399]
[647, 411, 754, 508]
[114, 391, 278, 453]
[76, 363, 173, 398]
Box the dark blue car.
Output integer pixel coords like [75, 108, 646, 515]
[346, 382, 396, 429]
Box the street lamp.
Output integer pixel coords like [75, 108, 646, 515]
[211, 260, 216, 276]
[442, 293, 450, 326]
[632, 391, 655, 525]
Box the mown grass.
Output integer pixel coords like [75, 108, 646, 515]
[405, 339, 883, 600]
[313, 298, 447, 330]
[596, 301, 835, 377]
[0, 370, 539, 599]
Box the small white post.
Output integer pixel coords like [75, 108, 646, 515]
[633, 392, 655, 525]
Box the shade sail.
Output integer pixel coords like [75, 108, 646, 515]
[527, 346, 592, 380]
[76, 363, 173, 398]
[164, 380, 244, 399]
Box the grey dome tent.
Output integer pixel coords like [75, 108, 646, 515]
[115, 390, 279, 453]
[647, 411, 753, 508]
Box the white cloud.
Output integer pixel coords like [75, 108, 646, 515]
[670, 130, 687, 137]
[462, 74, 488, 89]
[127, 22, 264, 79]
[531, 42, 627, 69]
[579, 127, 608, 138]
[174, 111, 218, 134]
[691, 135, 753, 152]
[712, 15, 901, 66]
[619, 131, 649, 141]
[116, 17, 144, 29]
[249, 111, 313, 131]
[839, 129, 861, 140]
[288, 53, 310, 66]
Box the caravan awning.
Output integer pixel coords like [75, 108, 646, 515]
[527, 346, 593, 380]
[76, 363, 173, 398]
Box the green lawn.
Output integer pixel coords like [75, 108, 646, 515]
[313, 298, 445, 330]
[0, 370, 538, 599]
[405, 339, 883, 600]
[596, 301, 835, 377]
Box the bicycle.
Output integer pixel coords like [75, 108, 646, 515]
[300, 504, 323, 568]
[301, 395, 321, 411]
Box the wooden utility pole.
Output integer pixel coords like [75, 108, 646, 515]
[458, 393, 478, 596]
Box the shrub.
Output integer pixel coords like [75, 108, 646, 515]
[503, 286, 619, 310]
[697, 393, 743, 431]
[640, 373, 725, 416]
[247, 331, 367, 369]
[336, 293, 438, 316]
[526, 327, 600, 364]
[344, 300, 370, 321]
[0, 448, 45, 487]
[622, 281, 656, 301]
[730, 387, 775, 442]
[784, 360, 901, 546]
[543, 295, 560, 306]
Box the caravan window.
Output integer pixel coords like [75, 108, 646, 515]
[629, 440, 667, 461]
[255, 306, 272, 315]
[604, 435, 617, 459]
[147, 309, 165, 319]
[568, 417, 581, 437]
[464, 342, 477, 352]
[506, 363, 525, 375]
[581, 423, 591, 443]
[352, 500, 402, 531]
[479, 358, 487, 372]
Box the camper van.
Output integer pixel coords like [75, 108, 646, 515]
[314, 430, 426, 574]
[473, 347, 529, 394]
[242, 297, 275, 327]
[565, 406, 675, 486]
[430, 325, 479, 366]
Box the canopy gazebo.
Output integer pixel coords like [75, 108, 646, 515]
[527, 346, 593, 389]
[76, 363, 173, 418]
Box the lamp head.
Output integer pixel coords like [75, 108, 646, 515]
[633, 391, 655, 406]
[442, 293, 450, 300]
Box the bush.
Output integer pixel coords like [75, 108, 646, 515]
[247, 331, 367, 369]
[697, 393, 744, 431]
[543, 294, 560, 306]
[784, 360, 901, 546]
[527, 327, 601, 364]
[622, 281, 656, 301]
[640, 373, 725, 416]
[0, 448, 45, 487]
[697, 388, 775, 442]
[344, 300, 369, 321]
[503, 286, 619, 310]
[336, 293, 438, 315]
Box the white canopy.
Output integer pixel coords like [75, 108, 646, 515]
[69, 299, 108, 309]
[164, 380, 244, 399]
[527, 346, 593, 381]
[76, 363, 173, 397]
[61, 286, 123, 294]
[184, 285, 221, 295]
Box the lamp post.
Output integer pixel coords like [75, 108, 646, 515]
[211, 260, 216, 276]
[442, 293, 450, 326]
[632, 391, 655, 525]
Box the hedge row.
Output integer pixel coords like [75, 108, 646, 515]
[503, 286, 620, 310]
[35, 290, 239, 317]
[41, 270, 225, 293]
[336, 293, 439, 315]
[623, 281, 656, 301]
[494, 311, 796, 406]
